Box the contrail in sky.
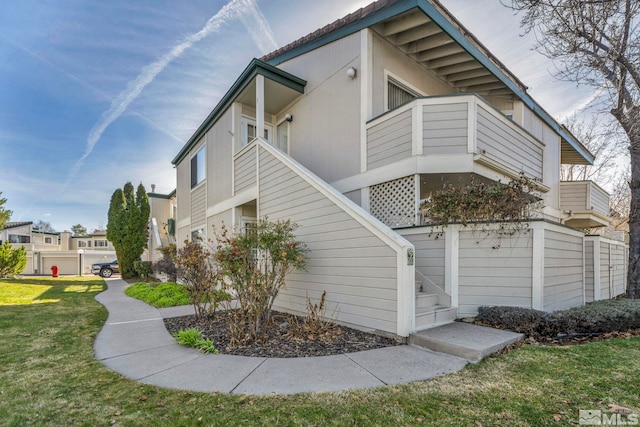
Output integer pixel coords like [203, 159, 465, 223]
[65, 0, 277, 187]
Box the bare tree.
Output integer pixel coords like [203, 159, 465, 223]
[33, 220, 56, 233]
[561, 115, 625, 182]
[506, 0, 640, 297]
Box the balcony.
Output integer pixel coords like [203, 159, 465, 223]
[365, 94, 545, 184]
[560, 181, 610, 228]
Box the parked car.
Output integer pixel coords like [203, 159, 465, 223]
[92, 260, 119, 278]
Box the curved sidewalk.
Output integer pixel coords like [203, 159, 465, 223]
[93, 278, 469, 395]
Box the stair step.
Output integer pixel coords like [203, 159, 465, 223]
[415, 306, 457, 329]
[409, 322, 525, 363]
[415, 292, 439, 308]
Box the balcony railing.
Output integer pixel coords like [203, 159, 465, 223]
[366, 94, 545, 181]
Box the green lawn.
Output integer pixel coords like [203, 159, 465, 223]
[0, 276, 638, 426]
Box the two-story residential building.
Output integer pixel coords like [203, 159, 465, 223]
[170, 0, 627, 338]
[1, 222, 116, 275]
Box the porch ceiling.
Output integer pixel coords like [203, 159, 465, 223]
[371, 8, 518, 98]
[236, 77, 303, 115]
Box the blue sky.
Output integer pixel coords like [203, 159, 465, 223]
[0, 0, 597, 232]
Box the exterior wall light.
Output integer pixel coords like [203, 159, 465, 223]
[285, 113, 293, 122]
[347, 66, 357, 79]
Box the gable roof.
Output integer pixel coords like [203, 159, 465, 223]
[2, 221, 33, 230]
[261, 0, 594, 165]
[172, 59, 306, 165]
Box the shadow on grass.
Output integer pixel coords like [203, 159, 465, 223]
[0, 276, 105, 306]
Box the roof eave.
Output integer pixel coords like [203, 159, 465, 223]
[263, 0, 594, 165]
[172, 59, 306, 166]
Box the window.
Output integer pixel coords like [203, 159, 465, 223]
[190, 146, 206, 188]
[78, 240, 91, 248]
[241, 118, 273, 148]
[8, 234, 30, 244]
[276, 121, 289, 153]
[387, 77, 421, 110]
[94, 240, 108, 247]
[45, 237, 52, 244]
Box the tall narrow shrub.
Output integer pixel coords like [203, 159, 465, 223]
[106, 182, 150, 279]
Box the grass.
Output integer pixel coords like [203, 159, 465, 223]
[124, 281, 190, 307]
[173, 328, 219, 353]
[0, 276, 638, 426]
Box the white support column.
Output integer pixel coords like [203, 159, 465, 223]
[360, 29, 372, 173]
[256, 74, 265, 143]
[444, 226, 459, 307]
[531, 226, 544, 310]
[396, 247, 416, 337]
[414, 174, 421, 226]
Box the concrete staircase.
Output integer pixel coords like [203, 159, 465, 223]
[415, 273, 457, 330]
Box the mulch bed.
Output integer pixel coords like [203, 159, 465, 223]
[164, 310, 401, 358]
[529, 329, 640, 346]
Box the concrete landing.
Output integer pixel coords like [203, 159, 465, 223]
[409, 322, 524, 363]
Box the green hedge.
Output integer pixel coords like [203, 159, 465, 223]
[476, 299, 640, 339]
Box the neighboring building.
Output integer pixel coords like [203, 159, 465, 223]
[145, 189, 177, 263]
[0, 222, 116, 275]
[170, 0, 627, 338]
[70, 230, 115, 252]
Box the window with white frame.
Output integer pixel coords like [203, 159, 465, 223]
[387, 76, 421, 110]
[94, 240, 108, 247]
[241, 118, 273, 148]
[190, 145, 206, 189]
[45, 237, 52, 244]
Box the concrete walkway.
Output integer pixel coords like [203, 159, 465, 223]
[93, 278, 513, 395]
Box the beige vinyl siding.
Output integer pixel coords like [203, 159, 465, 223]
[600, 243, 611, 299]
[206, 110, 233, 206]
[611, 244, 625, 296]
[190, 184, 206, 228]
[276, 32, 362, 183]
[476, 105, 543, 180]
[367, 108, 412, 170]
[544, 230, 583, 311]
[176, 153, 191, 237]
[422, 103, 467, 155]
[590, 184, 610, 216]
[234, 146, 257, 193]
[207, 210, 232, 233]
[584, 240, 594, 302]
[398, 230, 445, 288]
[177, 226, 190, 244]
[599, 242, 627, 299]
[257, 145, 399, 334]
[371, 32, 453, 118]
[458, 230, 533, 317]
[560, 182, 588, 211]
